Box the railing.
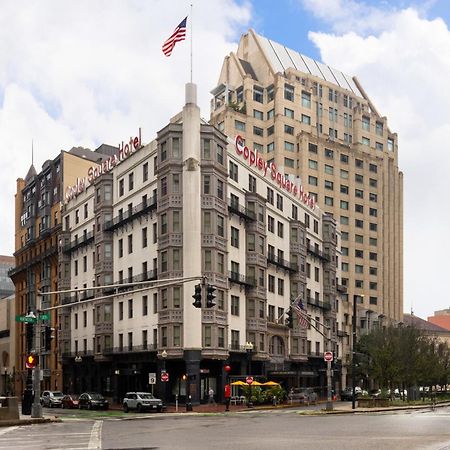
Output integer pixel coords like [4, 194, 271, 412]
[228, 198, 256, 221]
[337, 330, 347, 337]
[61, 350, 94, 358]
[337, 284, 347, 293]
[229, 344, 259, 353]
[228, 271, 255, 287]
[103, 344, 157, 354]
[307, 297, 332, 310]
[306, 244, 330, 262]
[117, 270, 158, 291]
[267, 254, 298, 272]
[63, 230, 94, 253]
[104, 194, 157, 231]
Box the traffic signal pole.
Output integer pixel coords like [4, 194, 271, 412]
[31, 294, 43, 418]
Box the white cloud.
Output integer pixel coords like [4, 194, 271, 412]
[0, 0, 251, 255]
[304, 3, 450, 318]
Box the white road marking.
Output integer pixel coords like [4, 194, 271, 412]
[88, 420, 102, 449]
[0, 427, 18, 436]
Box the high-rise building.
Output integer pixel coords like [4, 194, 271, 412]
[0, 255, 14, 299]
[58, 84, 349, 402]
[10, 146, 114, 395]
[210, 29, 403, 324]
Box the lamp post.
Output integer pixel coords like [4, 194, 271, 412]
[3, 368, 8, 396]
[244, 341, 254, 408]
[352, 294, 364, 409]
[160, 350, 167, 405]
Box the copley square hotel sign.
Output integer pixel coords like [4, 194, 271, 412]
[65, 128, 142, 203]
[234, 135, 315, 210]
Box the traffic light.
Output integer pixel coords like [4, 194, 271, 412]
[25, 322, 34, 352]
[286, 307, 294, 329]
[192, 284, 202, 308]
[25, 353, 37, 369]
[44, 326, 55, 351]
[206, 284, 216, 308]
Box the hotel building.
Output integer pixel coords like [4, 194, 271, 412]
[59, 84, 351, 403]
[210, 29, 403, 325]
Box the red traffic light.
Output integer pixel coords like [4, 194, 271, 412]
[224, 365, 231, 373]
[25, 353, 37, 369]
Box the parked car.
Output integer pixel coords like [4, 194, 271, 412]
[122, 392, 163, 413]
[62, 394, 79, 409]
[289, 388, 317, 404]
[41, 391, 64, 408]
[78, 392, 109, 410]
[340, 387, 366, 401]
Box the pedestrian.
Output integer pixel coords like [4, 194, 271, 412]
[208, 387, 216, 404]
[224, 384, 231, 411]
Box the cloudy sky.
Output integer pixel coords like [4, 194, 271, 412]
[1, 0, 449, 320]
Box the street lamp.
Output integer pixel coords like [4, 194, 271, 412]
[352, 294, 364, 409]
[244, 341, 254, 408]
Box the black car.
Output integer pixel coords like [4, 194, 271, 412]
[78, 392, 109, 410]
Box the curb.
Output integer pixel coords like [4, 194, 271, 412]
[0, 417, 62, 428]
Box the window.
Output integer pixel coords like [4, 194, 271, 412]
[355, 189, 364, 199]
[292, 205, 298, 220]
[119, 302, 123, 320]
[355, 174, 364, 184]
[277, 221, 284, 238]
[278, 278, 284, 295]
[249, 175, 256, 193]
[231, 296, 239, 316]
[285, 157, 294, 168]
[355, 219, 364, 228]
[203, 175, 211, 194]
[284, 84, 294, 101]
[340, 216, 349, 225]
[268, 216, 275, 233]
[217, 215, 225, 237]
[253, 126, 263, 136]
[301, 114, 311, 125]
[217, 179, 224, 199]
[362, 116, 370, 131]
[128, 299, 133, 318]
[217, 145, 224, 165]
[309, 159, 318, 169]
[203, 139, 211, 159]
[324, 196, 333, 206]
[376, 122, 383, 136]
[309, 176, 318, 186]
[118, 239, 123, 258]
[253, 85, 263, 103]
[268, 275, 275, 293]
[301, 91, 311, 108]
[235, 120, 245, 131]
[142, 295, 148, 316]
[284, 124, 294, 135]
[284, 141, 295, 152]
[355, 264, 364, 274]
[376, 142, 383, 151]
[119, 179, 124, 196]
[253, 109, 263, 120]
[362, 137, 370, 146]
[267, 188, 274, 205]
[370, 297, 378, 305]
[370, 252, 378, 261]
[355, 204, 364, 213]
[355, 159, 364, 169]
[370, 282, 378, 290]
[325, 148, 334, 158]
[161, 176, 168, 196]
[308, 143, 318, 153]
[276, 194, 283, 211]
[324, 180, 334, 190]
[267, 109, 274, 119]
[370, 267, 377, 275]
[161, 141, 167, 161]
[128, 234, 133, 254]
[369, 163, 378, 173]
[129, 172, 134, 191]
[340, 185, 348, 195]
[284, 108, 294, 118]
[231, 227, 239, 248]
[340, 200, 349, 210]
[370, 222, 378, 232]
[314, 267, 320, 282]
[387, 138, 394, 151]
[355, 280, 364, 288]
[342, 262, 349, 272]
[370, 178, 378, 188]
[229, 161, 238, 183]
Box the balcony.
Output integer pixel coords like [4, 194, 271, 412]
[267, 254, 298, 273]
[306, 244, 330, 262]
[337, 330, 347, 337]
[103, 344, 157, 354]
[104, 195, 157, 231]
[63, 230, 94, 253]
[228, 271, 255, 288]
[307, 297, 332, 311]
[227, 198, 256, 222]
[117, 269, 158, 291]
[337, 283, 347, 293]
[229, 344, 259, 353]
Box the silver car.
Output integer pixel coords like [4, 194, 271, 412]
[41, 390, 64, 408]
[123, 392, 163, 413]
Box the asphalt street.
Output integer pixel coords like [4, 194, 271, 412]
[1, 405, 450, 449]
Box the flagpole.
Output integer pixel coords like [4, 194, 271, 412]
[190, 4, 193, 83]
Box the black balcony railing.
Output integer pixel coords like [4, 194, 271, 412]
[104, 195, 157, 231]
[117, 270, 158, 291]
[306, 244, 330, 262]
[103, 344, 157, 354]
[267, 254, 298, 272]
[228, 271, 255, 287]
[307, 297, 332, 311]
[63, 230, 94, 253]
[228, 198, 256, 222]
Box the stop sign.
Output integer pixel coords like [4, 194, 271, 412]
[161, 372, 169, 382]
[324, 351, 333, 362]
[246, 376, 254, 385]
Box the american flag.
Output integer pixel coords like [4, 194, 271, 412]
[292, 297, 310, 328]
[162, 17, 187, 57]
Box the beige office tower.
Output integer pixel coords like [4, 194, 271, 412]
[210, 29, 403, 324]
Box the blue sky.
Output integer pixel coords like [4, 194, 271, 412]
[0, 0, 449, 319]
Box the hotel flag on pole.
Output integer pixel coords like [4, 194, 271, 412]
[162, 17, 187, 57]
[292, 297, 310, 329]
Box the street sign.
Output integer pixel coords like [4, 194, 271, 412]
[16, 315, 36, 323]
[246, 376, 254, 385]
[161, 371, 169, 382]
[39, 313, 50, 321]
[149, 372, 156, 385]
[324, 351, 334, 362]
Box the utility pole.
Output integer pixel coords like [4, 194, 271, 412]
[352, 294, 363, 410]
[326, 328, 332, 411]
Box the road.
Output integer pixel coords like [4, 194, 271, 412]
[1, 406, 450, 449]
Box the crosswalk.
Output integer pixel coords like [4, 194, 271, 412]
[0, 421, 102, 449]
